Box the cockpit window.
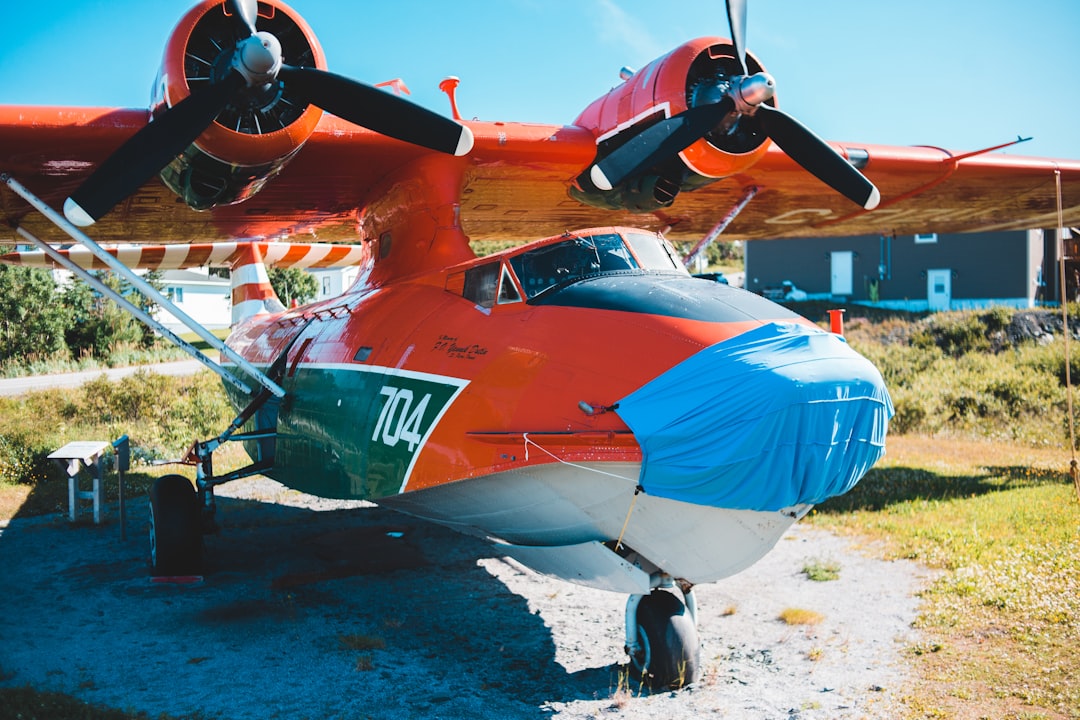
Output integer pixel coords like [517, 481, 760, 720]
[624, 231, 688, 273]
[463, 262, 499, 308]
[509, 233, 638, 299]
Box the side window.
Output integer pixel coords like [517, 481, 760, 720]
[463, 262, 499, 308]
[498, 265, 522, 304]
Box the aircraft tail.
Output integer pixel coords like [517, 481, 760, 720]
[0, 241, 369, 325]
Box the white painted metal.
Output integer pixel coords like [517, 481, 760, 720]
[496, 540, 651, 594]
[381, 459, 808, 587]
[49, 441, 109, 524]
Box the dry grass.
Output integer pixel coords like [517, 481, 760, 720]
[778, 608, 825, 626]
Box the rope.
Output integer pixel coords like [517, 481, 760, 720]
[521, 433, 637, 482]
[521, 433, 644, 547]
[1055, 169, 1080, 502]
[615, 486, 643, 552]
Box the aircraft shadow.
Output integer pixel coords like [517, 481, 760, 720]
[814, 463, 1071, 514]
[0, 482, 626, 719]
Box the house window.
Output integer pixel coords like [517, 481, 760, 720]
[167, 287, 184, 303]
[322, 276, 332, 296]
[914, 232, 938, 244]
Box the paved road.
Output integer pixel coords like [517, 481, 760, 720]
[0, 359, 206, 397]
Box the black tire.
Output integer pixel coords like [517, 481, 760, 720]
[148, 474, 203, 576]
[629, 589, 701, 689]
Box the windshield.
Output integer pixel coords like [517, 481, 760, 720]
[509, 233, 638, 299]
[624, 231, 687, 273]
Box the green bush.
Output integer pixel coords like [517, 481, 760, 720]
[848, 307, 1080, 445]
[0, 371, 233, 485]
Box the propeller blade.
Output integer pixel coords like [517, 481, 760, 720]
[726, 0, 748, 76]
[65, 71, 246, 226]
[230, 0, 259, 36]
[756, 104, 880, 209]
[590, 97, 735, 191]
[279, 65, 473, 156]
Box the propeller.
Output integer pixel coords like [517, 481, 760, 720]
[65, 0, 474, 227]
[589, 0, 880, 211]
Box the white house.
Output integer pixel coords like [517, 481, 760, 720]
[155, 265, 361, 331]
[157, 268, 232, 331]
[310, 266, 361, 302]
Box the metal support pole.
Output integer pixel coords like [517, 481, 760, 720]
[2, 174, 284, 399]
[15, 226, 254, 396]
[682, 185, 759, 269]
[113, 435, 130, 541]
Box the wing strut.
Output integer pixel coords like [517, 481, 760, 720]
[12, 225, 253, 396]
[1, 174, 284, 399]
[681, 185, 759, 268]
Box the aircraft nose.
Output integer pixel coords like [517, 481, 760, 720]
[615, 321, 893, 511]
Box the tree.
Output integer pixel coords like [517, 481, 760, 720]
[0, 265, 71, 364]
[63, 271, 150, 359]
[268, 267, 318, 306]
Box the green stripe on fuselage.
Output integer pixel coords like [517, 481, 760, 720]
[228, 363, 467, 500]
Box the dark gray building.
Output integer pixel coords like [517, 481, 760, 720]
[745, 229, 1057, 311]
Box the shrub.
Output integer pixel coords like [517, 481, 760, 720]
[1, 371, 233, 485]
[846, 306, 1080, 444]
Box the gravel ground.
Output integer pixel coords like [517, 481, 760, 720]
[0, 477, 931, 719]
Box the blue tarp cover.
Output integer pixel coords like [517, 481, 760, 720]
[616, 322, 893, 512]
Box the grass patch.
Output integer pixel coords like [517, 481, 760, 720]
[811, 435, 1080, 719]
[801, 558, 841, 582]
[778, 608, 824, 626]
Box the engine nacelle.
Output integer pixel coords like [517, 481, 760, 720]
[151, 0, 326, 210]
[571, 37, 773, 212]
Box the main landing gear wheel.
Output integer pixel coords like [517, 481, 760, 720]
[148, 474, 203, 576]
[628, 589, 701, 689]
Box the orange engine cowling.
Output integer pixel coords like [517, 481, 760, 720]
[151, 0, 326, 211]
[571, 37, 773, 212]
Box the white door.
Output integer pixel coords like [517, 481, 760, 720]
[830, 251, 853, 296]
[927, 269, 951, 311]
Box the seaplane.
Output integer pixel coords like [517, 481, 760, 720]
[2, 0, 1078, 688]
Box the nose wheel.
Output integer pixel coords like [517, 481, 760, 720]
[625, 586, 701, 689]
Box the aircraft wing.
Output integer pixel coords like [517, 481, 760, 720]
[2, 105, 1079, 246]
[462, 132, 1080, 241]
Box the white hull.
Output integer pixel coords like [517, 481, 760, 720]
[382, 460, 810, 592]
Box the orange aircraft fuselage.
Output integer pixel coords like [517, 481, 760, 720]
[220, 211, 891, 587]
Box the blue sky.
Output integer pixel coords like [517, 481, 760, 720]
[2, 1, 1078, 160]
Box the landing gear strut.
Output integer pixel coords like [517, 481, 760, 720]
[146, 350, 289, 577]
[625, 581, 701, 689]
